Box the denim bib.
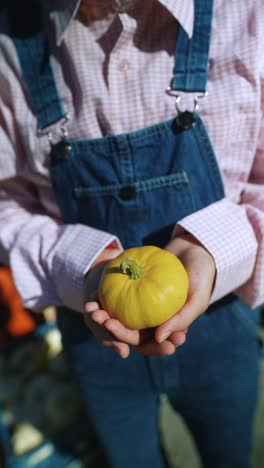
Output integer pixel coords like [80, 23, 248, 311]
[10, 0, 222, 248]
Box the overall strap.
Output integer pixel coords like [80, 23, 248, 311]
[7, 0, 65, 130]
[171, 0, 214, 93]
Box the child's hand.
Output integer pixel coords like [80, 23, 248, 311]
[84, 299, 157, 358]
[83, 247, 149, 358]
[154, 232, 216, 345]
[83, 247, 130, 358]
[83, 233, 215, 358]
[84, 298, 185, 358]
[101, 233, 215, 355]
[83, 246, 187, 358]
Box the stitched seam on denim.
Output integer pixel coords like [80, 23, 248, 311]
[174, 69, 210, 75]
[27, 37, 51, 128]
[119, 143, 134, 185]
[192, 116, 225, 199]
[73, 172, 189, 198]
[70, 120, 174, 150]
[22, 35, 64, 130]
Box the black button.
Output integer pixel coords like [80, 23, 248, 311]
[58, 142, 72, 159]
[50, 141, 72, 162]
[119, 185, 137, 201]
[174, 111, 197, 130]
[61, 143, 72, 158]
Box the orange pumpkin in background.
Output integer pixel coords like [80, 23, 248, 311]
[0, 266, 41, 346]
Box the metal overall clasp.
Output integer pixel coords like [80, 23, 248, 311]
[37, 113, 72, 162]
[166, 87, 208, 130]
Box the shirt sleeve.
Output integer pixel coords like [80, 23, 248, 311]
[173, 118, 264, 310]
[0, 59, 121, 313]
[174, 199, 259, 306]
[0, 176, 121, 313]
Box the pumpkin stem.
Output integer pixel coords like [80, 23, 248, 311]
[119, 258, 143, 280]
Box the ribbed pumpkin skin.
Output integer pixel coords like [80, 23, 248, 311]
[98, 246, 189, 330]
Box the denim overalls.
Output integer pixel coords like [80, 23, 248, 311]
[8, 1, 261, 467]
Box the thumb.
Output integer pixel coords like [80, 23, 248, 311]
[155, 292, 209, 343]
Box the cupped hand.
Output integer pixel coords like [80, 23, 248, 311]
[84, 298, 185, 358]
[84, 233, 216, 358]
[83, 247, 131, 358]
[155, 232, 216, 344]
[83, 242, 193, 358]
[102, 232, 215, 355]
[83, 247, 152, 358]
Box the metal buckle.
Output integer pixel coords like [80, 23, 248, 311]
[166, 87, 208, 114]
[166, 87, 208, 130]
[37, 113, 70, 145]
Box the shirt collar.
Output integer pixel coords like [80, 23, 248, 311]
[49, 0, 194, 46]
[159, 1, 194, 38]
[49, 0, 81, 45]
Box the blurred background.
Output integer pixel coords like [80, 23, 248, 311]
[0, 264, 263, 468]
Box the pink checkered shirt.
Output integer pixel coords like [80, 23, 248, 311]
[0, 0, 263, 312]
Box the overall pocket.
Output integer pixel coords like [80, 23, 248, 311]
[74, 171, 196, 248]
[74, 171, 191, 198]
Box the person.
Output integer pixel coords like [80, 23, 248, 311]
[0, 0, 263, 467]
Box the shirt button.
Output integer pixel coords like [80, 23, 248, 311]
[119, 185, 137, 201]
[118, 59, 130, 71]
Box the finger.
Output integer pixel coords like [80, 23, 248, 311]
[84, 316, 130, 358]
[91, 309, 110, 325]
[112, 341, 130, 359]
[100, 339, 130, 359]
[84, 301, 101, 313]
[155, 293, 208, 343]
[99, 335, 130, 359]
[104, 319, 153, 346]
[83, 313, 107, 336]
[83, 311, 115, 341]
[168, 331, 187, 346]
[89, 313, 142, 351]
[135, 339, 176, 356]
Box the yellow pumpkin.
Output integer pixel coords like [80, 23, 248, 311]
[98, 245, 189, 330]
